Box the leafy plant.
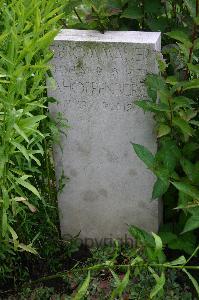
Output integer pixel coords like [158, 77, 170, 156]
[0, 0, 68, 284]
[31, 228, 198, 299]
[131, 0, 199, 254]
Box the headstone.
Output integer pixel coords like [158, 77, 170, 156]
[48, 29, 161, 245]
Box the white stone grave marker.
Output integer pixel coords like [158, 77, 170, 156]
[48, 29, 161, 245]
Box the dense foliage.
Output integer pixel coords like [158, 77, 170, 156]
[0, 0, 198, 299]
[0, 0, 66, 285]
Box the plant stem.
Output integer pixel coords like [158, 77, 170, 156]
[74, 8, 83, 24]
[29, 261, 199, 285]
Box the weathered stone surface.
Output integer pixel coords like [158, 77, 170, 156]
[48, 29, 161, 244]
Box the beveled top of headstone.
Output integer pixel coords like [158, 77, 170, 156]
[55, 29, 161, 49]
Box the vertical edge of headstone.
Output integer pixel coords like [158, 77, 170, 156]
[154, 32, 161, 51]
[154, 32, 163, 230]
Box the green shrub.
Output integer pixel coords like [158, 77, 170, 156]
[0, 0, 64, 283]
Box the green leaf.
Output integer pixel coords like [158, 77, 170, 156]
[17, 177, 41, 199]
[159, 231, 177, 244]
[37, 29, 59, 50]
[183, 143, 199, 157]
[2, 209, 8, 237]
[152, 178, 169, 199]
[172, 181, 199, 200]
[110, 269, 120, 285]
[18, 115, 46, 129]
[169, 255, 186, 266]
[74, 271, 90, 300]
[8, 225, 18, 241]
[157, 124, 171, 138]
[166, 31, 192, 48]
[131, 143, 154, 169]
[168, 232, 196, 255]
[180, 158, 194, 181]
[135, 100, 169, 112]
[173, 117, 193, 136]
[187, 63, 199, 73]
[111, 268, 130, 298]
[152, 232, 163, 253]
[18, 243, 38, 255]
[14, 123, 29, 143]
[129, 225, 154, 248]
[184, 0, 196, 18]
[182, 215, 199, 233]
[183, 269, 199, 298]
[146, 74, 166, 101]
[121, 2, 143, 19]
[154, 138, 181, 173]
[149, 269, 165, 299]
[144, 0, 162, 14]
[182, 78, 199, 90]
[11, 141, 30, 161]
[173, 96, 194, 110]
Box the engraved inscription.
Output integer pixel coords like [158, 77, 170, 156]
[51, 42, 152, 112]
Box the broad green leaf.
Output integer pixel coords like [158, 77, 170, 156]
[187, 63, 199, 73]
[182, 215, 199, 233]
[154, 138, 181, 173]
[173, 117, 193, 136]
[17, 177, 41, 199]
[146, 74, 166, 101]
[166, 31, 192, 48]
[157, 124, 171, 138]
[168, 232, 196, 254]
[146, 15, 168, 31]
[180, 158, 194, 181]
[74, 271, 90, 300]
[183, 142, 199, 157]
[172, 181, 199, 200]
[159, 231, 177, 244]
[183, 269, 199, 298]
[173, 96, 194, 110]
[129, 225, 154, 248]
[182, 78, 199, 90]
[135, 100, 169, 112]
[166, 76, 178, 85]
[152, 232, 163, 253]
[131, 143, 154, 169]
[152, 178, 169, 199]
